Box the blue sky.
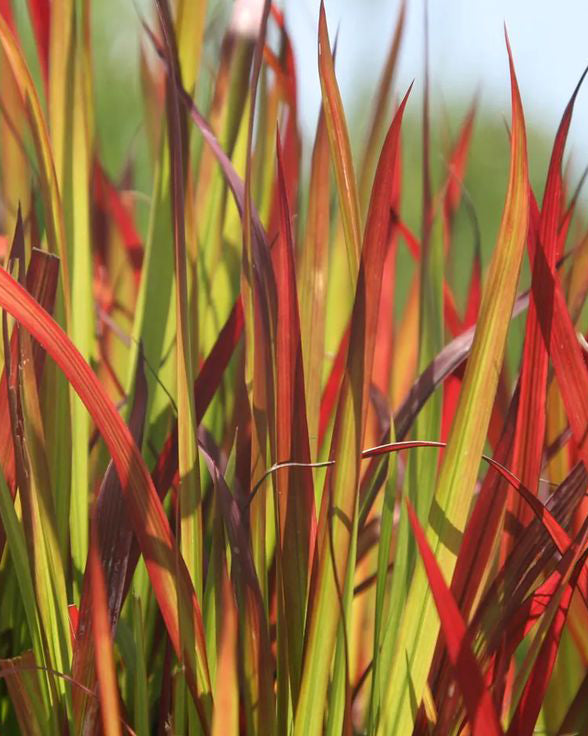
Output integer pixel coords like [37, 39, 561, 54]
[285, 1, 588, 164]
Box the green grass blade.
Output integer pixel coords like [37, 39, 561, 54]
[379, 35, 529, 734]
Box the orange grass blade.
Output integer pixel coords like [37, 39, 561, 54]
[318, 1, 362, 277]
[88, 528, 123, 736]
[295, 86, 410, 736]
[0, 14, 71, 317]
[211, 561, 239, 736]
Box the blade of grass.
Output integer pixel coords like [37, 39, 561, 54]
[406, 499, 504, 736]
[0, 471, 52, 728]
[318, 0, 361, 278]
[0, 245, 58, 498]
[0, 264, 212, 732]
[299, 106, 330, 460]
[211, 553, 239, 736]
[175, 0, 207, 95]
[505, 68, 587, 556]
[88, 524, 123, 736]
[0, 653, 45, 736]
[158, 6, 204, 730]
[273, 128, 316, 707]
[379, 34, 529, 734]
[375, 19, 444, 719]
[158, 0, 203, 604]
[0, 13, 71, 310]
[72, 351, 147, 732]
[199, 444, 274, 736]
[68, 11, 95, 595]
[295, 85, 410, 736]
[358, 0, 406, 213]
[17, 305, 72, 720]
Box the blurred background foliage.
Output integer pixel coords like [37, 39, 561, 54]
[80, 0, 564, 372]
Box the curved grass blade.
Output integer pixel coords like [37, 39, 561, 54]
[68, 9, 95, 595]
[0, 265, 212, 732]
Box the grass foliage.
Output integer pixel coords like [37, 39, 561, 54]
[0, 1, 586, 734]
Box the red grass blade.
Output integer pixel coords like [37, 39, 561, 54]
[0, 246, 59, 496]
[406, 499, 503, 736]
[273, 128, 317, 704]
[92, 161, 143, 288]
[152, 298, 244, 497]
[507, 531, 588, 736]
[318, 324, 350, 450]
[506, 67, 588, 548]
[26, 0, 49, 93]
[200, 446, 274, 736]
[443, 102, 477, 246]
[295, 85, 411, 736]
[0, 652, 45, 735]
